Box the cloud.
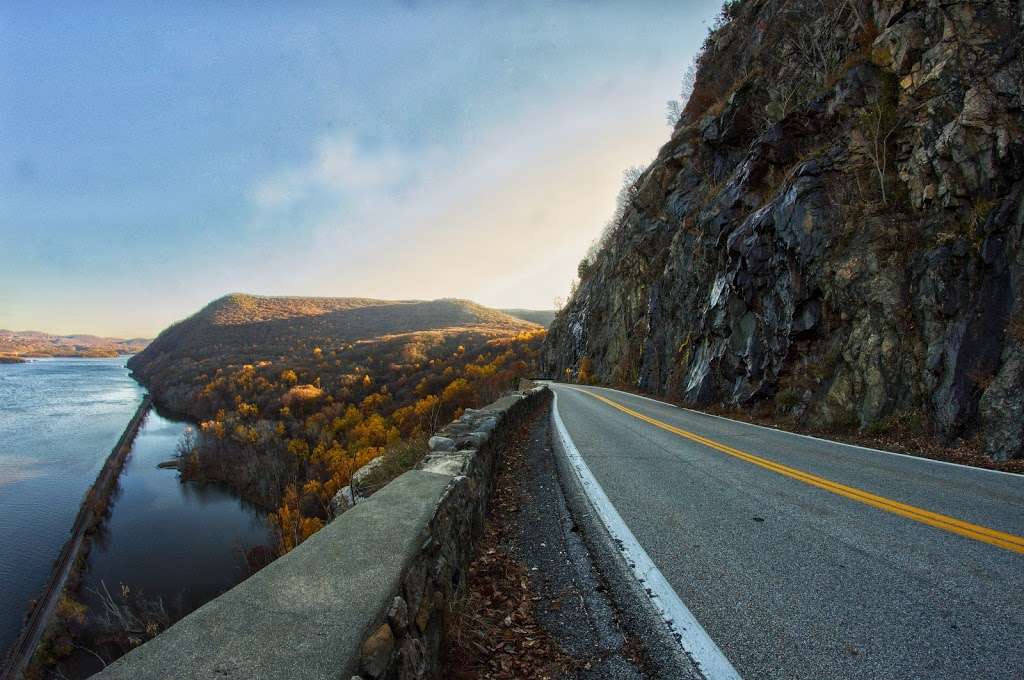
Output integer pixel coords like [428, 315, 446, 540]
[250, 134, 413, 210]
[1, 0, 723, 336]
[242, 66, 676, 308]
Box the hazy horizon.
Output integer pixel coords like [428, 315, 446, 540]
[1, 1, 722, 337]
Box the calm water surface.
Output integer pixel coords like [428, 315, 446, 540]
[79, 409, 271, 621]
[0, 358, 143, 656]
[0, 358, 272, 660]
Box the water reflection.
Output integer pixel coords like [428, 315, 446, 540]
[0, 358, 275, 672]
[80, 408, 273, 614]
[0, 358, 144, 657]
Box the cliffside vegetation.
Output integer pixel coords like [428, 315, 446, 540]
[128, 294, 544, 554]
[544, 0, 1024, 466]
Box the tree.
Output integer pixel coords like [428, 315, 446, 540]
[269, 485, 303, 554]
[161, 306, 546, 558]
[859, 75, 903, 205]
[665, 100, 683, 127]
[287, 438, 310, 460]
[351, 414, 390, 449]
[666, 56, 699, 126]
[413, 394, 442, 433]
[176, 426, 196, 458]
[441, 378, 474, 407]
[582, 165, 647, 270]
[577, 357, 595, 385]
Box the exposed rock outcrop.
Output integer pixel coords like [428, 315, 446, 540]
[329, 455, 384, 516]
[543, 0, 1024, 459]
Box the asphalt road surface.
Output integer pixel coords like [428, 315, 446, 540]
[547, 383, 1024, 680]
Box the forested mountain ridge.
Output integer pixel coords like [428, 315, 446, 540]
[129, 294, 536, 413]
[128, 293, 544, 551]
[543, 0, 1024, 460]
[0, 330, 149, 358]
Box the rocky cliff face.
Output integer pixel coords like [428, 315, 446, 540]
[542, 0, 1024, 459]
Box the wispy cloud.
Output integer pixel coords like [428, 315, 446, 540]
[1, 0, 722, 334]
[243, 69, 675, 308]
[250, 135, 413, 210]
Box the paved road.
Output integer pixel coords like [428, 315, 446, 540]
[547, 383, 1024, 680]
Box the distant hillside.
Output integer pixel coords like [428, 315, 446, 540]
[0, 330, 149, 359]
[500, 309, 557, 328]
[132, 294, 535, 383]
[130, 293, 540, 414]
[128, 293, 545, 517]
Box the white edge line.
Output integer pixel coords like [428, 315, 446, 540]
[555, 382, 1021, 480]
[550, 390, 742, 680]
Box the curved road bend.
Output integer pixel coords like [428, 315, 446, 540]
[547, 383, 1024, 680]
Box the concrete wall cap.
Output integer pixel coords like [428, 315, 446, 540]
[91, 470, 453, 680]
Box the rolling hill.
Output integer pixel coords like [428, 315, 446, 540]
[129, 294, 539, 412]
[0, 330, 149, 359]
[127, 293, 545, 515]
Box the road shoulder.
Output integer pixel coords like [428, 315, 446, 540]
[548, 390, 719, 680]
[444, 398, 657, 679]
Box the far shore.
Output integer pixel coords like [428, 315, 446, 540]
[0, 353, 138, 362]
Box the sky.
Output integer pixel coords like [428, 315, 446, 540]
[0, 1, 723, 337]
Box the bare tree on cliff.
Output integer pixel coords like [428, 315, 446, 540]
[859, 76, 903, 205]
[666, 56, 698, 126]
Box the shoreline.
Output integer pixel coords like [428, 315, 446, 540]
[0, 396, 153, 680]
[0, 354, 136, 362]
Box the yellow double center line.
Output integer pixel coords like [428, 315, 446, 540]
[576, 388, 1024, 555]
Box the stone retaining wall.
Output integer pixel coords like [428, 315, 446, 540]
[92, 385, 550, 680]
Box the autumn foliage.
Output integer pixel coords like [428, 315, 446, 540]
[130, 297, 546, 556]
[189, 329, 542, 554]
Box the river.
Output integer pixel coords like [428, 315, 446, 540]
[0, 358, 273, 667]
